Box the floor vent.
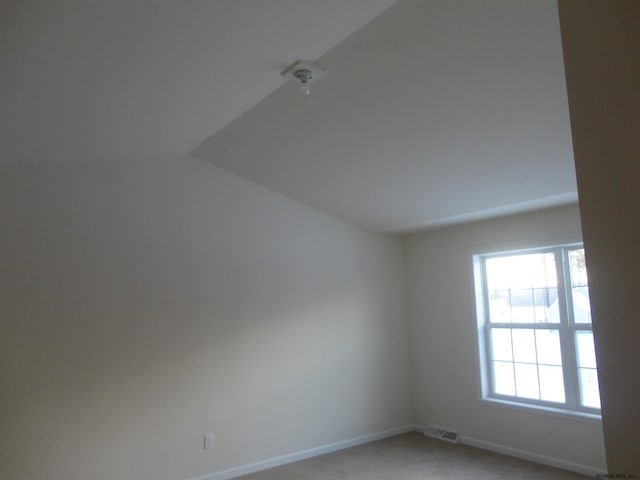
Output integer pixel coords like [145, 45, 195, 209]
[423, 425, 460, 444]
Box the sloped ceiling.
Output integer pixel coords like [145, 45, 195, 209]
[193, 0, 577, 232]
[2, 0, 577, 233]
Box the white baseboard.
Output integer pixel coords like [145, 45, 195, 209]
[187, 424, 419, 480]
[458, 435, 604, 477]
[187, 424, 603, 480]
[413, 423, 603, 476]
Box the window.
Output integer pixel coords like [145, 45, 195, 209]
[473, 244, 600, 416]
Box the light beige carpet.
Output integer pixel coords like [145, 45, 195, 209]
[235, 432, 590, 479]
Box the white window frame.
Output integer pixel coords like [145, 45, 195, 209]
[473, 243, 601, 419]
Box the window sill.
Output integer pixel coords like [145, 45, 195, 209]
[480, 397, 602, 424]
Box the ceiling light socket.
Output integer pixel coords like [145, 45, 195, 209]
[281, 60, 326, 96]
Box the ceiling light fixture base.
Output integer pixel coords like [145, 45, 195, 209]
[281, 60, 326, 96]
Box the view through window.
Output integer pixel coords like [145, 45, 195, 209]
[474, 245, 600, 414]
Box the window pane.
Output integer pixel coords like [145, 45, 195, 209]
[545, 295, 561, 324]
[514, 363, 539, 399]
[509, 289, 535, 323]
[532, 287, 558, 323]
[539, 365, 565, 403]
[490, 328, 513, 361]
[569, 249, 592, 324]
[493, 361, 515, 396]
[485, 253, 557, 324]
[489, 290, 512, 323]
[572, 286, 592, 324]
[536, 330, 562, 366]
[512, 329, 536, 363]
[569, 249, 588, 287]
[535, 329, 562, 366]
[579, 368, 601, 408]
[576, 331, 600, 408]
[576, 331, 597, 368]
[486, 253, 557, 289]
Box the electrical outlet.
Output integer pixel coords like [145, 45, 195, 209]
[204, 433, 214, 450]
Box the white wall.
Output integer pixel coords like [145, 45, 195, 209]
[559, 1, 640, 473]
[405, 204, 606, 471]
[0, 156, 412, 480]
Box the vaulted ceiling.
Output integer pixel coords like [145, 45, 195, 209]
[1, 0, 577, 233]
